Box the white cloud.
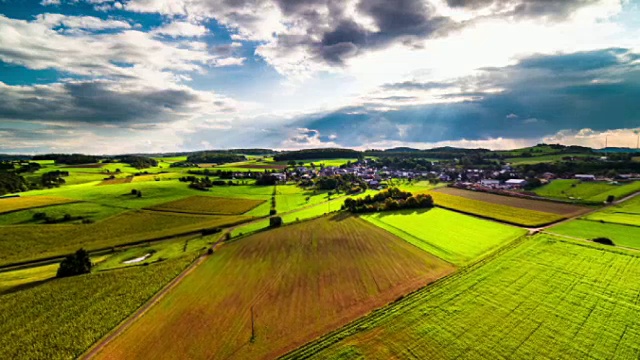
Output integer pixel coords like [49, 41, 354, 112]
[40, 0, 61, 5]
[35, 13, 131, 30]
[544, 127, 640, 148]
[152, 21, 208, 37]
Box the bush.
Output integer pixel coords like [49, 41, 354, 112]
[131, 189, 138, 195]
[56, 249, 92, 278]
[593, 237, 614, 246]
[269, 208, 277, 216]
[32, 212, 47, 221]
[207, 248, 214, 255]
[269, 216, 283, 228]
[137, 191, 142, 198]
[202, 227, 221, 236]
[606, 195, 615, 203]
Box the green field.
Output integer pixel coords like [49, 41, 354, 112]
[361, 208, 527, 264]
[505, 153, 591, 164]
[93, 216, 454, 360]
[548, 220, 640, 249]
[286, 235, 640, 359]
[0, 202, 124, 225]
[583, 195, 640, 226]
[0, 257, 193, 360]
[429, 191, 564, 227]
[535, 180, 640, 203]
[0, 211, 249, 266]
[147, 195, 264, 215]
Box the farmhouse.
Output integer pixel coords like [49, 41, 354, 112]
[480, 179, 500, 187]
[575, 174, 596, 181]
[505, 179, 527, 188]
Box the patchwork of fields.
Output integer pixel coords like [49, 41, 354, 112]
[286, 236, 640, 359]
[360, 208, 527, 265]
[0, 210, 250, 266]
[92, 216, 455, 360]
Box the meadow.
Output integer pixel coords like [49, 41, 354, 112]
[147, 195, 264, 215]
[548, 220, 640, 249]
[0, 202, 124, 225]
[361, 208, 527, 264]
[92, 216, 455, 360]
[504, 153, 591, 164]
[0, 257, 193, 360]
[428, 191, 565, 227]
[286, 235, 640, 359]
[0, 210, 250, 266]
[534, 179, 640, 202]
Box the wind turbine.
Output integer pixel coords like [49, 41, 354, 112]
[634, 130, 640, 149]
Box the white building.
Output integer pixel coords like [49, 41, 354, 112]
[480, 179, 500, 187]
[505, 179, 527, 188]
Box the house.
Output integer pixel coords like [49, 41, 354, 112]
[480, 179, 500, 187]
[272, 173, 287, 182]
[505, 179, 527, 188]
[575, 174, 596, 181]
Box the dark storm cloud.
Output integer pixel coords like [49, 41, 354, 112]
[0, 81, 199, 124]
[292, 48, 640, 146]
[383, 81, 451, 90]
[446, 0, 601, 19]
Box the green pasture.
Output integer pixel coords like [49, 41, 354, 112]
[288, 235, 640, 359]
[0, 202, 123, 225]
[505, 153, 590, 164]
[534, 180, 640, 202]
[361, 208, 526, 265]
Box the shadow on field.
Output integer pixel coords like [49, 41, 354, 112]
[328, 212, 352, 222]
[0, 277, 56, 296]
[368, 207, 434, 219]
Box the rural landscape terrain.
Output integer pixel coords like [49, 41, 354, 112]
[1, 145, 640, 359]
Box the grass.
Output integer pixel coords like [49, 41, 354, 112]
[0, 196, 78, 214]
[0, 211, 250, 266]
[548, 219, 640, 249]
[535, 180, 640, 203]
[0, 263, 59, 294]
[275, 185, 332, 213]
[92, 216, 455, 360]
[0, 257, 193, 360]
[147, 195, 264, 215]
[286, 235, 640, 359]
[505, 153, 591, 164]
[361, 208, 527, 265]
[429, 191, 565, 227]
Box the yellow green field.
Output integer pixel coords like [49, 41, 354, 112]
[286, 235, 640, 359]
[361, 208, 527, 264]
[92, 216, 455, 360]
[147, 195, 264, 215]
[0, 196, 79, 214]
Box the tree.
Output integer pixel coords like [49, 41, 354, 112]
[57, 249, 92, 278]
[606, 195, 615, 203]
[288, 160, 297, 167]
[269, 216, 283, 228]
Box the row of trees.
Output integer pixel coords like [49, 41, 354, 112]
[273, 148, 361, 161]
[186, 152, 246, 164]
[343, 187, 434, 213]
[116, 155, 158, 169]
[33, 154, 101, 165]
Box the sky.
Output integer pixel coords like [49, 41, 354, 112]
[0, 0, 639, 154]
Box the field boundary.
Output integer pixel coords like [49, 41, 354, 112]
[0, 199, 83, 215]
[80, 231, 228, 359]
[433, 203, 564, 228]
[279, 233, 530, 359]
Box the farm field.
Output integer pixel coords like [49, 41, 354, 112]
[535, 179, 640, 203]
[92, 216, 455, 360]
[0, 211, 250, 266]
[435, 187, 589, 216]
[0, 257, 193, 360]
[361, 208, 526, 264]
[0, 196, 78, 214]
[428, 191, 565, 227]
[548, 220, 640, 249]
[583, 195, 640, 226]
[287, 235, 640, 359]
[0, 202, 124, 225]
[0, 263, 59, 294]
[147, 195, 264, 215]
[274, 185, 332, 213]
[505, 153, 590, 164]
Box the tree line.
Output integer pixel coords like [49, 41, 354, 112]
[343, 187, 434, 213]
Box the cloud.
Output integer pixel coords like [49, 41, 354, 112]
[281, 127, 340, 149]
[544, 127, 640, 148]
[445, 0, 603, 20]
[34, 13, 131, 30]
[0, 79, 239, 125]
[152, 21, 207, 37]
[506, 113, 519, 119]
